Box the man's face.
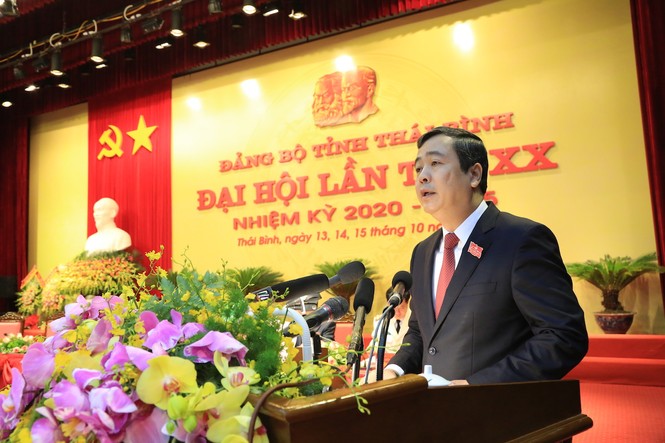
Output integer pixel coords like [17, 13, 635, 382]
[341, 71, 368, 114]
[414, 135, 476, 221]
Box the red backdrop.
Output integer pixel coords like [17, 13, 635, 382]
[87, 79, 172, 270]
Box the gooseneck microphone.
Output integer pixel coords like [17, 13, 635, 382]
[283, 296, 350, 336]
[252, 261, 366, 302]
[328, 260, 366, 287]
[346, 277, 375, 367]
[387, 271, 413, 307]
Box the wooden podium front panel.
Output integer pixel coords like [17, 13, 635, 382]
[255, 375, 592, 443]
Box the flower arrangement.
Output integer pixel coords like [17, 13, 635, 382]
[0, 333, 42, 354]
[38, 251, 140, 320]
[0, 250, 362, 442]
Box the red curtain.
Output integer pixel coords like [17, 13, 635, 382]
[631, 0, 665, 306]
[88, 79, 172, 270]
[0, 115, 28, 290]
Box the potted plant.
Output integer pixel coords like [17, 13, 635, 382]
[227, 266, 284, 295]
[566, 252, 664, 334]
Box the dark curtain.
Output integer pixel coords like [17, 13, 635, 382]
[631, 0, 665, 307]
[0, 116, 28, 311]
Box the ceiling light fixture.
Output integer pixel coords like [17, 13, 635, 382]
[231, 14, 243, 29]
[32, 55, 48, 72]
[13, 64, 25, 80]
[0, 0, 19, 17]
[142, 16, 165, 34]
[288, 1, 306, 20]
[261, 2, 279, 17]
[50, 50, 64, 76]
[120, 25, 133, 44]
[193, 25, 210, 49]
[170, 8, 184, 37]
[242, 0, 256, 15]
[25, 83, 40, 92]
[2, 100, 13, 108]
[90, 35, 104, 63]
[56, 75, 71, 89]
[155, 36, 175, 50]
[123, 48, 136, 62]
[208, 0, 222, 14]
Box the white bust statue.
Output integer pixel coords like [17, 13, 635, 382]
[85, 197, 132, 254]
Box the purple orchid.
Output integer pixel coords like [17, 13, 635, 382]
[21, 342, 55, 388]
[143, 310, 205, 353]
[183, 331, 248, 364]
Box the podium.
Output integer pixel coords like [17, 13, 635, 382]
[254, 375, 592, 442]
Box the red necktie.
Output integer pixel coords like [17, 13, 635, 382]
[435, 232, 459, 318]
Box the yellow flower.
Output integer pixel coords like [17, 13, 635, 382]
[146, 249, 163, 262]
[55, 349, 102, 381]
[207, 402, 268, 443]
[214, 352, 260, 390]
[136, 355, 199, 409]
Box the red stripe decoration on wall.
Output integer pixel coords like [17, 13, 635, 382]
[87, 79, 172, 270]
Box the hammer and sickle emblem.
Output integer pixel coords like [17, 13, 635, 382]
[97, 125, 124, 160]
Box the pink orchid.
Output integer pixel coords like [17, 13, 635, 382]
[184, 331, 248, 364]
[21, 342, 55, 388]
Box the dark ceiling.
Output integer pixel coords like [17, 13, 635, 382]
[0, 0, 461, 117]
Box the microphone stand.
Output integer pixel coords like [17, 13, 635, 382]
[350, 335, 364, 381]
[376, 306, 395, 382]
[312, 333, 322, 360]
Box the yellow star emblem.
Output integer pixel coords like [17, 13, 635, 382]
[127, 114, 158, 155]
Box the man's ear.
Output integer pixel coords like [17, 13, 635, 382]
[468, 163, 482, 189]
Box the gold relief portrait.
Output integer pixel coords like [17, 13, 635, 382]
[312, 66, 378, 127]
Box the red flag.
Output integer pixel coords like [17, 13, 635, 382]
[468, 241, 483, 259]
[88, 80, 172, 270]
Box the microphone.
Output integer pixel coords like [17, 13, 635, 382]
[328, 260, 366, 287]
[253, 274, 329, 302]
[252, 260, 366, 302]
[346, 277, 375, 366]
[387, 271, 413, 307]
[283, 296, 350, 336]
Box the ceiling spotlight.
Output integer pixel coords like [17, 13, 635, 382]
[13, 64, 25, 80]
[32, 55, 48, 72]
[56, 76, 71, 89]
[95, 62, 108, 69]
[231, 14, 243, 29]
[123, 48, 136, 62]
[25, 83, 40, 92]
[208, 0, 222, 14]
[261, 2, 279, 17]
[142, 16, 165, 34]
[90, 35, 104, 63]
[193, 25, 210, 49]
[288, 1, 306, 20]
[0, 0, 18, 17]
[242, 0, 256, 15]
[120, 24, 133, 43]
[50, 50, 64, 76]
[80, 63, 91, 76]
[2, 101, 13, 108]
[155, 36, 175, 50]
[170, 8, 184, 37]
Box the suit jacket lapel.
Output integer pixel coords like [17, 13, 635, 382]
[420, 230, 440, 338]
[432, 203, 499, 332]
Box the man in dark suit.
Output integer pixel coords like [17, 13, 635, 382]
[383, 126, 588, 385]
